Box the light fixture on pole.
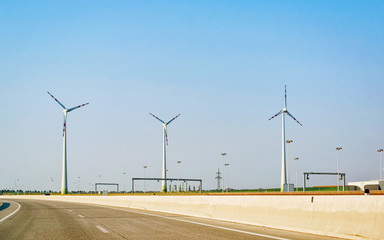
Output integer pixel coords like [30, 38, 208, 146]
[143, 166, 148, 193]
[221, 153, 227, 193]
[123, 172, 126, 193]
[177, 161, 181, 192]
[378, 149, 383, 180]
[47, 92, 89, 194]
[14, 179, 19, 191]
[336, 147, 342, 191]
[224, 163, 229, 192]
[286, 139, 293, 189]
[268, 85, 302, 192]
[77, 177, 81, 193]
[150, 113, 181, 193]
[50, 177, 54, 193]
[294, 157, 299, 192]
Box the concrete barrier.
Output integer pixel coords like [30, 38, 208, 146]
[1, 195, 383, 240]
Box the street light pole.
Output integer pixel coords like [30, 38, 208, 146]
[50, 177, 54, 193]
[77, 177, 80, 193]
[143, 166, 147, 193]
[286, 140, 293, 190]
[177, 161, 181, 192]
[14, 179, 19, 191]
[378, 149, 383, 180]
[294, 157, 299, 192]
[336, 147, 342, 191]
[221, 153, 226, 193]
[224, 163, 229, 192]
[123, 172, 126, 193]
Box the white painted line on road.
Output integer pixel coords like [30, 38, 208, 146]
[0, 202, 21, 224]
[98, 205, 291, 240]
[96, 225, 109, 233]
[78, 214, 84, 218]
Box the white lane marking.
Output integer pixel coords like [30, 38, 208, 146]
[95, 205, 290, 240]
[0, 202, 21, 223]
[78, 214, 84, 218]
[96, 225, 109, 233]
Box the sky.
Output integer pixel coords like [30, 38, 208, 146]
[1, 1, 384, 191]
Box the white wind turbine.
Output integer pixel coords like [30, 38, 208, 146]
[47, 92, 89, 194]
[268, 85, 302, 192]
[150, 113, 181, 193]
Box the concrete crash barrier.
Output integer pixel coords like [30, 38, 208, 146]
[1, 195, 383, 240]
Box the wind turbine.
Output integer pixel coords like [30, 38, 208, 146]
[150, 113, 180, 193]
[47, 91, 89, 194]
[268, 85, 302, 192]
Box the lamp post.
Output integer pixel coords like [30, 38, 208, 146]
[294, 158, 299, 192]
[143, 166, 147, 193]
[50, 177, 54, 193]
[336, 147, 342, 191]
[286, 140, 293, 190]
[177, 161, 181, 192]
[77, 177, 80, 193]
[224, 163, 229, 192]
[378, 149, 383, 180]
[221, 153, 227, 193]
[122, 172, 126, 193]
[14, 179, 19, 191]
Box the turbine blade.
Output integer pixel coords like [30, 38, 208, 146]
[62, 114, 66, 136]
[47, 91, 66, 109]
[67, 103, 89, 112]
[150, 113, 165, 124]
[167, 114, 181, 125]
[286, 111, 303, 126]
[165, 128, 168, 146]
[268, 110, 282, 121]
[285, 85, 287, 108]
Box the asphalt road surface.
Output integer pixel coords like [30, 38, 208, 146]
[0, 199, 343, 240]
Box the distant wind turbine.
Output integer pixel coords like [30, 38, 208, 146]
[268, 85, 302, 192]
[47, 92, 89, 194]
[150, 113, 181, 193]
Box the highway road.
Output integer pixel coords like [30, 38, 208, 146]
[0, 199, 343, 240]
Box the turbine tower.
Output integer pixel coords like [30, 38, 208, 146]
[268, 85, 302, 192]
[150, 113, 180, 193]
[47, 92, 89, 194]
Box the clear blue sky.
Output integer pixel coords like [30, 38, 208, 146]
[1, 1, 383, 191]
